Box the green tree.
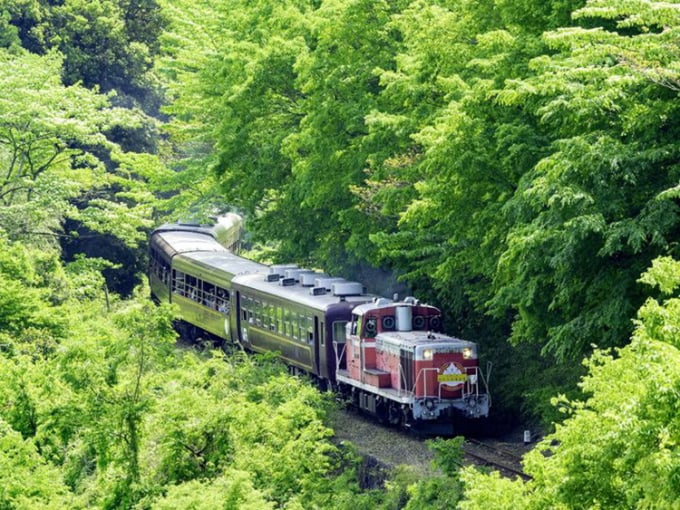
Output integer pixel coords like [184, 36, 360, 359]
[488, 0, 680, 359]
[273, 0, 407, 270]
[461, 256, 680, 508]
[151, 472, 274, 510]
[0, 419, 82, 509]
[157, 0, 316, 222]
[6, 0, 165, 105]
[2, 1, 166, 296]
[0, 48, 156, 248]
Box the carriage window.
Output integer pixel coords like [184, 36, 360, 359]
[333, 321, 347, 344]
[150, 249, 171, 284]
[157, 258, 170, 284]
[241, 295, 252, 322]
[252, 299, 262, 326]
[186, 275, 198, 301]
[276, 306, 283, 333]
[172, 271, 186, 295]
[216, 287, 229, 312]
[291, 312, 300, 341]
[266, 303, 275, 331]
[290, 312, 297, 340]
[306, 316, 314, 344]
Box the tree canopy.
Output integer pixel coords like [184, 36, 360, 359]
[460, 256, 680, 509]
[2, 0, 680, 506]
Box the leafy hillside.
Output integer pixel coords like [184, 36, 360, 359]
[1, 0, 679, 508]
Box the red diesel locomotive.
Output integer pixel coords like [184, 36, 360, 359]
[338, 299, 489, 427]
[149, 216, 490, 431]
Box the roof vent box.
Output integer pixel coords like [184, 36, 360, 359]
[270, 264, 298, 275]
[301, 272, 328, 286]
[285, 268, 315, 281]
[332, 281, 364, 296]
[314, 277, 345, 291]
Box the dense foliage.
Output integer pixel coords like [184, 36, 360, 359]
[1, 0, 169, 295]
[0, 258, 355, 507]
[0, 240, 466, 508]
[1, 0, 680, 507]
[159, 0, 680, 420]
[460, 257, 680, 508]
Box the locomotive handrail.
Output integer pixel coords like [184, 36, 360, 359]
[478, 362, 493, 408]
[409, 366, 484, 400]
[397, 363, 412, 397]
[461, 366, 479, 398]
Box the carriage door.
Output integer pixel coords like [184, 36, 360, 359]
[313, 316, 321, 377]
[235, 291, 249, 347]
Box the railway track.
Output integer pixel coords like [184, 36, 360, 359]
[462, 438, 531, 480]
[330, 407, 532, 481]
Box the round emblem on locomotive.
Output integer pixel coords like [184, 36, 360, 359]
[437, 361, 467, 389]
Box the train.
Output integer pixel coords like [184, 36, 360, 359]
[148, 214, 490, 432]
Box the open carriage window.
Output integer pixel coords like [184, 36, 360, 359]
[333, 321, 347, 344]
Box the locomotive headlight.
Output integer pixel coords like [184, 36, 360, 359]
[462, 347, 474, 359]
[422, 348, 433, 360]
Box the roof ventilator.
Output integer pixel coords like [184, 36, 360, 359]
[301, 272, 328, 286]
[332, 282, 364, 297]
[373, 297, 393, 306]
[285, 268, 314, 281]
[270, 264, 298, 275]
[314, 277, 346, 291]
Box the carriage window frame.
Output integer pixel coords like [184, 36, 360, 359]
[172, 270, 186, 295]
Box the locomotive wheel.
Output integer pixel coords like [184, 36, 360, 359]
[388, 403, 412, 429]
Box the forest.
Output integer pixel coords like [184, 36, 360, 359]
[0, 0, 679, 507]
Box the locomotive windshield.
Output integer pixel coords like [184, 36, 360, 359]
[350, 314, 359, 335]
